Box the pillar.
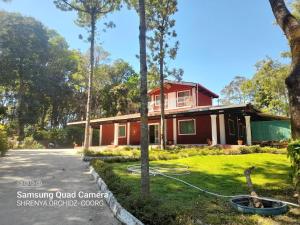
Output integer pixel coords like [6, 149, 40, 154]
[89, 127, 93, 147]
[173, 117, 177, 145]
[219, 114, 226, 145]
[114, 123, 119, 146]
[210, 115, 217, 146]
[164, 119, 167, 145]
[99, 125, 102, 146]
[127, 122, 130, 145]
[245, 116, 252, 145]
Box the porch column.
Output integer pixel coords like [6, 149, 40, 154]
[99, 125, 102, 146]
[245, 116, 252, 145]
[114, 123, 119, 146]
[127, 122, 130, 145]
[164, 119, 167, 145]
[219, 114, 226, 145]
[210, 115, 217, 146]
[173, 118, 177, 145]
[89, 127, 93, 146]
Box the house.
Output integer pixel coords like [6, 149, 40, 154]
[67, 80, 288, 146]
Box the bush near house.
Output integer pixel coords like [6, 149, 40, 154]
[85, 145, 287, 163]
[0, 125, 8, 156]
[287, 140, 300, 203]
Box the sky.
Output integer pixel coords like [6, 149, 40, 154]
[0, 0, 290, 95]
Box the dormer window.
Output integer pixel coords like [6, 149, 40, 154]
[177, 90, 192, 107]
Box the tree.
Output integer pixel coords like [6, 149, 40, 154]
[147, 0, 180, 149]
[221, 58, 289, 116]
[0, 11, 49, 140]
[220, 76, 249, 105]
[138, 0, 150, 197]
[54, 0, 120, 150]
[268, 0, 300, 139]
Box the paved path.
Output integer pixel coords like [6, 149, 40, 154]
[0, 149, 121, 225]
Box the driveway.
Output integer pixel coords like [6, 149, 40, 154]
[0, 149, 121, 225]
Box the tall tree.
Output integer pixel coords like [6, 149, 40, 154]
[139, 0, 150, 197]
[268, 0, 300, 138]
[220, 76, 249, 105]
[0, 11, 49, 140]
[54, 0, 120, 150]
[147, 0, 180, 149]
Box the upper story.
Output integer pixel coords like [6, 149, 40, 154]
[148, 80, 219, 112]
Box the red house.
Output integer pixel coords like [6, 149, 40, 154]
[68, 80, 278, 146]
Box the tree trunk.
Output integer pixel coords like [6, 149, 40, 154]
[244, 167, 264, 208]
[139, 0, 150, 197]
[159, 36, 166, 150]
[84, 11, 96, 151]
[17, 78, 25, 141]
[269, 0, 300, 139]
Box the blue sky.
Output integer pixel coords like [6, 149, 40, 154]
[0, 0, 290, 95]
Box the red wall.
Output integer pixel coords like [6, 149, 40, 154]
[176, 115, 212, 144]
[197, 92, 212, 106]
[166, 119, 174, 144]
[129, 122, 140, 145]
[102, 124, 114, 145]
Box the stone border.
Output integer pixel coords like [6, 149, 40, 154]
[89, 165, 144, 225]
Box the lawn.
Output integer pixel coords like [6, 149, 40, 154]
[108, 154, 300, 225]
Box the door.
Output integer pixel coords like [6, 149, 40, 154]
[149, 124, 159, 144]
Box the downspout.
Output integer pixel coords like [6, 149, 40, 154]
[196, 84, 199, 106]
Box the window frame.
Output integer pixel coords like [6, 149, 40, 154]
[178, 119, 196, 135]
[118, 124, 126, 138]
[154, 94, 168, 108]
[176, 90, 191, 107]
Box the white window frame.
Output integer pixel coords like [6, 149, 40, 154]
[177, 90, 191, 107]
[118, 124, 126, 138]
[154, 94, 168, 108]
[178, 119, 196, 135]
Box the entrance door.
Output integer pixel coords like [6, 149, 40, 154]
[149, 124, 159, 144]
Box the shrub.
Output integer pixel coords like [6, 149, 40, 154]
[19, 137, 44, 149]
[287, 140, 300, 201]
[0, 125, 8, 156]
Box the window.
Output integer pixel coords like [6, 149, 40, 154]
[154, 94, 168, 108]
[238, 123, 244, 138]
[177, 90, 191, 107]
[118, 125, 126, 138]
[178, 119, 196, 135]
[228, 119, 235, 136]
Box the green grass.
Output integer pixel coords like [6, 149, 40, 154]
[110, 154, 300, 225]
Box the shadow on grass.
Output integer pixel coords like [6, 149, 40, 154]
[109, 158, 299, 225]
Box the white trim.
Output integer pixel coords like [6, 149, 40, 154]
[114, 123, 119, 146]
[245, 116, 252, 145]
[219, 114, 226, 145]
[164, 119, 167, 142]
[89, 127, 93, 146]
[176, 90, 191, 107]
[210, 115, 217, 146]
[154, 95, 160, 106]
[127, 122, 130, 145]
[99, 125, 102, 146]
[118, 124, 126, 138]
[148, 123, 160, 144]
[173, 118, 177, 144]
[178, 119, 196, 135]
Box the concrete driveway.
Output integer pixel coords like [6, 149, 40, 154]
[0, 149, 121, 225]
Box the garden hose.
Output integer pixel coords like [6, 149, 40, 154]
[127, 164, 300, 208]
